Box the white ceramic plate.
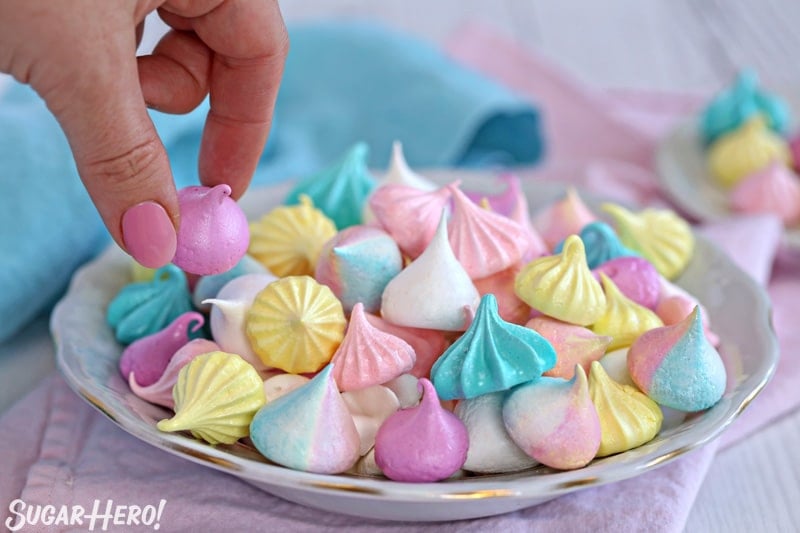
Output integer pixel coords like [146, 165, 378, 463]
[51, 175, 778, 522]
[656, 118, 800, 251]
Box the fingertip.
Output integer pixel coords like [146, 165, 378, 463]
[121, 200, 178, 268]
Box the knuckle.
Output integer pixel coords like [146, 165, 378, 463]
[83, 138, 164, 192]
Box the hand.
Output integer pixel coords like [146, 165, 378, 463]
[0, 0, 288, 268]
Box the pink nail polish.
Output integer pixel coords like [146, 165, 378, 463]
[122, 201, 177, 269]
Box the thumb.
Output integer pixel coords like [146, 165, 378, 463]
[47, 54, 179, 269]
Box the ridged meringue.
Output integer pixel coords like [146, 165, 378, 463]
[107, 264, 194, 345]
[602, 203, 694, 280]
[331, 303, 416, 391]
[369, 181, 454, 259]
[588, 361, 662, 457]
[172, 184, 250, 276]
[447, 183, 529, 279]
[120, 311, 205, 386]
[730, 161, 800, 225]
[503, 366, 601, 470]
[374, 379, 468, 482]
[363, 314, 448, 379]
[592, 273, 664, 351]
[314, 225, 403, 314]
[533, 187, 597, 250]
[157, 352, 266, 445]
[431, 294, 556, 400]
[380, 212, 479, 331]
[455, 392, 538, 474]
[526, 316, 611, 379]
[708, 116, 791, 189]
[342, 385, 401, 455]
[248, 195, 337, 277]
[554, 221, 638, 269]
[285, 142, 377, 229]
[246, 276, 346, 374]
[592, 256, 661, 310]
[250, 364, 361, 474]
[473, 264, 530, 325]
[515, 235, 607, 326]
[628, 306, 726, 412]
[192, 255, 269, 312]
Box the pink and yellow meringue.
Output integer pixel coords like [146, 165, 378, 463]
[729, 161, 800, 225]
[526, 316, 612, 379]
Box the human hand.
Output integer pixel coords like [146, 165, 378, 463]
[0, 0, 288, 268]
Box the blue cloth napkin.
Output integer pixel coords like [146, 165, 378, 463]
[0, 21, 543, 343]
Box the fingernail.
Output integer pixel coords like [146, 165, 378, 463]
[122, 201, 177, 269]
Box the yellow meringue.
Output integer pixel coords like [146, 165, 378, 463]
[588, 361, 662, 457]
[602, 203, 694, 280]
[592, 273, 663, 351]
[708, 116, 791, 189]
[245, 276, 346, 374]
[248, 195, 337, 277]
[156, 351, 266, 445]
[130, 261, 156, 283]
[514, 235, 606, 326]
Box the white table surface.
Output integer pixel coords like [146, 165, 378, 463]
[3, 2, 800, 531]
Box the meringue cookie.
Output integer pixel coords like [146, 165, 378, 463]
[554, 221, 638, 269]
[342, 385, 401, 455]
[381, 212, 479, 331]
[248, 195, 337, 277]
[526, 316, 611, 379]
[657, 278, 719, 346]
[588, 361, 663, 457]
[383, 374, 422, 408]
[374, 379, 469, 482]
[602, 203, 694, 280]
[592, 273, 664, 351]
[473, 264, 530, 325]
[192, 255, 269, 312]
[314, 225, 403, 314]
[331, 303, 416, 391]
[503, 365, 601, 470]
[246, 276, 346, 374]
[598, 348, 634, 387]
[363, 313, 448, 379]
[285, 142, 377, 229]
[130, 261, 156, 283]
[533, 187, 597, 250]
[129, 339, 220, 409]
[250, 364, 361, 474]
[455, 392, 538, 474]
[348, 448, 383, 477]
[592, 256, 661, 310]
[628, 306, 726, 412]
[515, 235, 607, 326]
[730, 161, 800, 225]
[431, 294, 556, 400]
[107, 264, 194, 345]
[120, 311, 205, 386]
[157, 352, 266, 445]
[263, 373, 310, 403]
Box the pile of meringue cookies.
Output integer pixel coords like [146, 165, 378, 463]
[703, 70, 800, 227]
[108, 141, 727, 483]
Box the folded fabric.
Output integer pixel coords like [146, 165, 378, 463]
[0, 21, 543, 343]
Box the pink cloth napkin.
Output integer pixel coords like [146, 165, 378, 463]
[2, 22, 799, 533]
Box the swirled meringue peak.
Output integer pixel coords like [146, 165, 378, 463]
[602, 203, 694, 280]
[374, 379, 468, 482]
[554, 221, 638, 269]
[503, 365, 601, 470]
[248, 195, 337, 277]
[363, 313, 448, 378]
[730, 161, 800, 225]
[381, 212, 479, 331]
[515, 235, 607, 326]
[130, 338, 219, 409]
[172, 184, 250, 275]
[331, 303, 416, 392]
[120, 311, 205, 386]
[204, 273, 278, 372]
[246, 276, 346, 374]
[192, 255, 269, 311]
[708, 116, 791, 189]
[157, 352, 265, 445]
[588, 361, 663, 457]
[250, 364, 361, 474]
[628, 306, 726, 412]
[526, 316, 611, 379]
[285, 142, 377, 229]
[369, 181, 455, 259]
[107, 264, 194, 345]
[592, 273, 663, 351]
[314, 225, 403, 314]
[455, 392, 538, 474]
[431, 294, 556, 400]
[533, 187, 598, 250]
[448, 183, 529, 279]
[342, 385, 401, 455]
[592, 256, 661, 310]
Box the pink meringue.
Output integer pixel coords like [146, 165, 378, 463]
[592, 256, 661, 310]
[363, 314, 448, 378]
[658, 277, 719, 346]
[533, 187, 598, 250]
[526, 316, 612, 379]
[729, 161, 800, 225]
[473, 264, 530, 325]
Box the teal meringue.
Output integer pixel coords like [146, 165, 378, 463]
[553, 221, 638, 269]
[431, 294, 557, 400]
[285, 142, 377, 229]
[107, 264, 194, 345]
